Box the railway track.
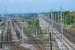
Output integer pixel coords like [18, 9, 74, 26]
[13, 20, 45, 50]
[1, 20, 43, 50]
[0, 18, 46, 50]
[64, 29, 75, 44]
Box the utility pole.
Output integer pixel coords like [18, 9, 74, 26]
[60, 10, 64, 50]
[49, 11, 53, 50]
[21, 22, 24, 43]
[0, 32, 2, 48]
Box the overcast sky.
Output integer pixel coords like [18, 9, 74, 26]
[0, 0, 75, 14]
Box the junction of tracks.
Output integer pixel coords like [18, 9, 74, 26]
[0, 16, 75, 50]
[0, 17, 45, 50]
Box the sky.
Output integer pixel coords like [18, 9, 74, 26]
[0, 0, 75, 14]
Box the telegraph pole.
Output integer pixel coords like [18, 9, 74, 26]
[21, 22, 24, 43]
[48, 11, 53, 50]
[60, 9, 64, 50]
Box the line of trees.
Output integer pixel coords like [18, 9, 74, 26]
[48, 11, 75, 25]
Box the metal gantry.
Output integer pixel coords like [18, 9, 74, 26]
[48, 11, 64, 50]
